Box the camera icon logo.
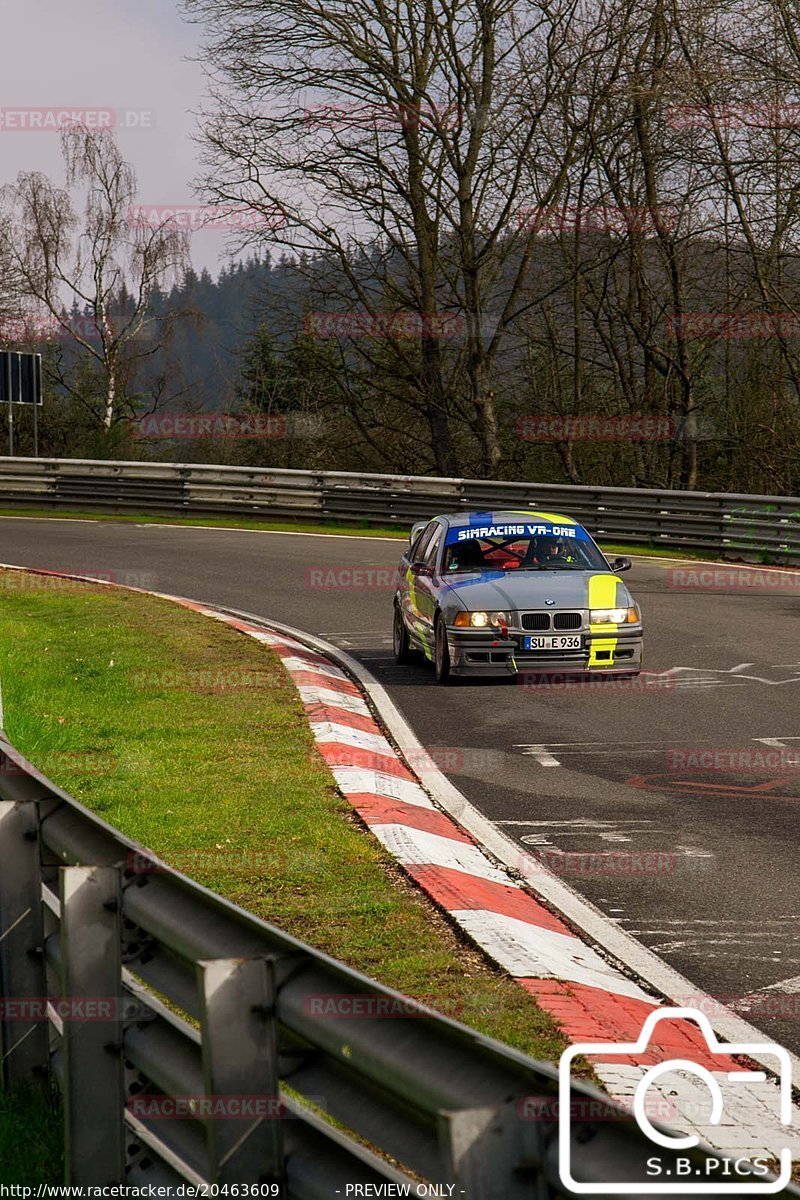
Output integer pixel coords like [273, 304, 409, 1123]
[558, 1007, 793, 1193]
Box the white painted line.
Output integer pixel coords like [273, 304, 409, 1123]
[450, 909, 653, 1000]
[0, 516, 100, 524]
[280, 656, 351, 682]
[330, 767, 435, 809]
[369, 823, 514, 885]
[750, 975, 800, 996]
[515, 744, 561, 766]
[499, 819, 652, 827]
[310, 722, 395, 755]
[135, 522, 403, 542]
[262, 632, 320, 654]
[296, 685, 372, 714]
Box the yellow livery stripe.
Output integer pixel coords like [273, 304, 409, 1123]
[588, 573, 620, 611]
[588, 573, 622, 667]
[519, 510, 577, 525]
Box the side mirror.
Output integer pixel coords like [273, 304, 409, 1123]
[609, 556, 632, 572]
[410, 562, 434, 578]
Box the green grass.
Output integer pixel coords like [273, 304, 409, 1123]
[0, 570, 586, 1180]
[0, 573, 572, 1045]
[0, 1084, 62, 1184]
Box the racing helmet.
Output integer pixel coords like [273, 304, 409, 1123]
[538, 535, 565, 558]
[449, 538, 485, 570]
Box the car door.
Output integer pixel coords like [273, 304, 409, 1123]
[413, 522, 444, 653]
[402, 519, 437, 637]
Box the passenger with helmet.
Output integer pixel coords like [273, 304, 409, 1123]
[446, 538, 486, 572]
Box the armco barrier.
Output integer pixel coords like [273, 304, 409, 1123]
[0, 734, 794, 1194]
[0, 456, 798, 561]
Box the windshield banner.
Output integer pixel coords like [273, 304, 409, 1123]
[445, 519, 588, 545]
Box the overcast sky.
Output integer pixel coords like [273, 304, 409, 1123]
[0, 0, 238, 278]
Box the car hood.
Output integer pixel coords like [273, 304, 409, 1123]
[438, 569, 630, 611]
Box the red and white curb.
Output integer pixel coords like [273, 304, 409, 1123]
[177, 601, 799, 1169]
[0, 563, 797, 1171]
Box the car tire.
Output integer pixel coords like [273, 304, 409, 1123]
[434, 616, 452, 685]
[393, 603, 412, 664]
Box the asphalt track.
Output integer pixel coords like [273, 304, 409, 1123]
[2, 516, 799, 1057]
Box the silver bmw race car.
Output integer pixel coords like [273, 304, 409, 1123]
[392, 510, 643, 684]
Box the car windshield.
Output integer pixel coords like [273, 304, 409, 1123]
[442, 532, 609, 574]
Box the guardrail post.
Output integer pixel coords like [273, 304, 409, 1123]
[60, 865, 125, 1184]
[437, 1101, 544, 1200]
[198, 957, 284, 1187]
[0, 799, 49, 1085]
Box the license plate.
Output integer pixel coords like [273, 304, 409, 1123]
[523, 635, 582, 650]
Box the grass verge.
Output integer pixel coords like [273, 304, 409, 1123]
[0, 568, 587, 1179]
[0, 1084, 62, 1184]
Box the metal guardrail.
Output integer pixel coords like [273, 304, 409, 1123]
[0, 456, 797, 562]
[1, 735, 794, 1194]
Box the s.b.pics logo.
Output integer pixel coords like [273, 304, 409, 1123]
[558, 1008, 794, 1194]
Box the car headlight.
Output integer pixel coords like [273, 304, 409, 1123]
[590, 606, 640, 624]
[454, 610, 510, 628]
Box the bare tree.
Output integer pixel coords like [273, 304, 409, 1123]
[182, 0, 620, 476]
[0, 125, 189, 429]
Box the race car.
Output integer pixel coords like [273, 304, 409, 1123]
[392, 510, 643, 683]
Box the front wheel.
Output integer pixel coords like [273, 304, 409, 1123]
[434, 617, 452, 685]
[393, 603, 411, 664]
